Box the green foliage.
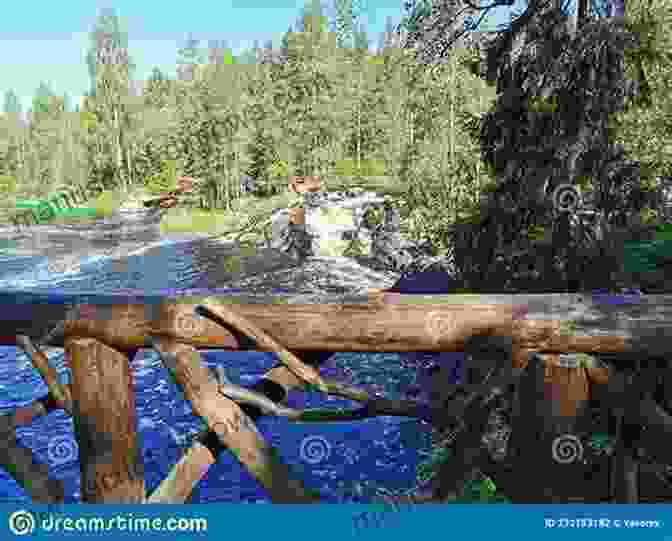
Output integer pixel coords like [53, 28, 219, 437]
[526, 224, 546, 242]
[527, 95, 560, 113]
[334, 157, 386, 177]
[31, 82, 56, 117]
[398, 0, 432, 35]
[145, 159, 178, 195]
[332, 0, 356, 49]
[343, 235, 368, 258]
[2, 0, 668, 265]
[458, 476, 506, 503]
[609, 0, 672, 182]
[2, 90, 21, 115]
[269, 160, 290, 181]
[0, 175, 17, 194]
[91, 189, 123, 217]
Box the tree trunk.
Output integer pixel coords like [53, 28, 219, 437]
[2, 293, 670, 362]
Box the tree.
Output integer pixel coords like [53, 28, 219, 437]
[352, 20, 370, 53]
[143, 67, 173, 109]
[296, 0, 330, 34]
[279, 25, 295, 63]
[332, 0, 356, 48]
[83, 8, 137, 193]
[207, 39, 237, 67]
[62, 92, 72, 113]
[395, 0, 667, 293]
[377, 15, 399, 54]
[31, 82, 55, 118]
[177, 34, 205, 82]
[608, 0, 672, 188]
[0, 90, 26, 194]
[3, 90, 22, 116]
[267, 9, 343, 178]
[85, 7, 135, 98]
[237, 44, 259, 65]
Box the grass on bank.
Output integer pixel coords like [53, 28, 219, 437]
[158, 175, 401, 238]
[158, 190, 304, 239]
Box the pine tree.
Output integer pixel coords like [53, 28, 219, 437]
[177, 34, 204, 82]
[332, 0, 355, 49]
[2, 89, 22, 116]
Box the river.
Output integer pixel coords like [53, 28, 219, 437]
[0, 216, 457, 503]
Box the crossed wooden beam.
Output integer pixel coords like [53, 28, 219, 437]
[1, 295, 670, 503]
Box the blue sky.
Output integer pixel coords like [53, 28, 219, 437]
[0, 0, 530, 113]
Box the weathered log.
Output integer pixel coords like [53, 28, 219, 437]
[16, 335, 73, 414]
[65, 338, 145, 503]
[44, 299, 616, 363]
[540, 354, 591, 435]
[0, 292, 669, 361]
[146, 440, 216, 504]
[146, 360, 328, 504]
[196, 302, 373, 402]
[0, 415, 65, 503]
[149, 338, 321, 503]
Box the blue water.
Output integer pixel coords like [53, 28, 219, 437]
[0, 237, 462, 504]
[0, 346, 459, 503]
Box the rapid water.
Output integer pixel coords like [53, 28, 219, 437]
[0, 220, 456, 503]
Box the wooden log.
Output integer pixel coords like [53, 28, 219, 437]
[196, 301, 341, 396]
[65, 337, 145, 503]
[49, 299, 530, 357]
[146, 440, 216, 504]
[16, 335, 73, 414]
[147, 366, 222, 504]
[1, 292, 670, 361]
[146, 364, 301, 504]
[149, 338, 320, 503]
[541, 354, 591, 434]
[0, 415, 65, 503]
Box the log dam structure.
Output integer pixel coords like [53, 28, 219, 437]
[0, 290, 670, 503]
